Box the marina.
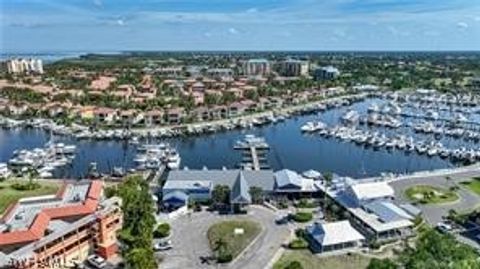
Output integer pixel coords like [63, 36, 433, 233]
[3, 91, 480, 178]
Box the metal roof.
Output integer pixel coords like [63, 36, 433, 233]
[364, 201, 414, 223]
[166, 169, 275, 191]
[274, 169, 303, 188]
[306, 220, 364, 246]
[230, 171, 252, 204]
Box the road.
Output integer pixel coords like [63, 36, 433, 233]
[390, 168, 480, 224]
[159, 206, 290, 269]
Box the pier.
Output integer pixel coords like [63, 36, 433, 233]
[234, 135, 270, 170]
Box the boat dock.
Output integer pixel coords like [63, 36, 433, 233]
[234, 135, 270, 170]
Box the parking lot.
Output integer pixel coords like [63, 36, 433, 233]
[159, 205, 290, 269]
[390, 171, 480, 224]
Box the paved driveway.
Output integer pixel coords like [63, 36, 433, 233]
[390, 170, 480, 224]
[159, 206, 290, 269]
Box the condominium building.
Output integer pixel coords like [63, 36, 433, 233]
[278, 59, 309, 77]
[313, 66, 340, 81]
[244, 59, 271, 76]
[0, 180, 122, 269]
[6, 59, 44, 74]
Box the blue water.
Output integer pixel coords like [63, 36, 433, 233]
[0, 98, 460, 179]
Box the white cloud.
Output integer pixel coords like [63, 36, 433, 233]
[228, 27, 239, 34]
[457, 21, 468, 29]
[93, 0, 102, 7]
[116, 19, 125, 26]
[246, 8, 258, 13]
[475, 16, 480, 22]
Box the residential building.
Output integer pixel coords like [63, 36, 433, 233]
[6, 59, 44, 74]
[244, 59, 271, 76]
[144, 110, 164, 126]
[0, 181, 122, 269]
[207, 68, 234, 80]
[470, 77, 480, 91]
[305, 220, 365, 253]
[278, 59, 309, 77]
[314, 66, 340, 81]
[166, 107, 185, 125]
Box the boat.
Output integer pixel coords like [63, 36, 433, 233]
[341, 110, 360, 124]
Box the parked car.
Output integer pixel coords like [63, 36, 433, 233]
[153, 240, 172, 251]
[86, 255, 107, 269]
[275, 215, 289, 225]
[436, 222, 453, 233]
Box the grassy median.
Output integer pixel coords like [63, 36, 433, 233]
[274, 250, 371, 269]
[207, 220, 261, 262]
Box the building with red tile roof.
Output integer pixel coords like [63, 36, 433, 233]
[0, 180, 122, 269]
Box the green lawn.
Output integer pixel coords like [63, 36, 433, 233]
[461, 177, 480, 195]
[0, 180, 60, 214]
[405, 185, 459, 204]
[207, 220, 261, 259]
[273, 250, 371, 269]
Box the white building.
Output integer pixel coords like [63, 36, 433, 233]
[278, 59, 309, 77]
[314, 66, 339, 81]
[244, 59, 271, 76]
[6, 58, 44, 74]
[306, 220, 365, 253]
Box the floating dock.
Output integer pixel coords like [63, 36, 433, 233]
[234, 135, 270, 170]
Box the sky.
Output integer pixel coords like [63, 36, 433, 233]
[1, 0, 480, 52]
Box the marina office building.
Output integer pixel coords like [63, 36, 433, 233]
[162, 168, 323, 210]
[0, 181, 122, 269]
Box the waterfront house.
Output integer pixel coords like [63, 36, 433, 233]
[6, 103, 29, 117]
[144, 109, 165, 126]
[210, 105, 228, 119]
[118, 109, 141, 126]
[94, 107, 117, 124]
[228, 102, 248, 117]
[166, 107, 185, 125]
[193, 106, 210, 122]
[305, 220, 365, 253]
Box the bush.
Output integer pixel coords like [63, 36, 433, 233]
[295, 198, 317, 208]
[217, 252, 233, 263]
[295, 228, 306, 239]
[288, 239, 309, 249]
[284, 261, 303, 269]
[11, 182, 40, 191]
[292, 212, 313, 223]
[153, 223, 171, 238]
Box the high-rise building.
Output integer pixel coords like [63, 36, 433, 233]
[278, 59, 309, 77]
[0, 181, 122, 269]
[244, 59, 271, 76]
[313, 66, 340, 81]
[6, 58, 44, 74]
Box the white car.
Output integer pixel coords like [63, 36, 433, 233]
[86, 254, 107, 269]
[153, 240, 172, 251]
[436, 222, 453, 233]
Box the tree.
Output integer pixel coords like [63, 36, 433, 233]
[124, 248, 157, 269]
[249, 186, 263, 204]
[212, 185, 230, 206]
[322, 171, 333, 220]
[117, 175, 157, 269]
[367, 258, 397, 269]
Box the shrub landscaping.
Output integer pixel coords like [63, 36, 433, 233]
[292, 211, 313, 223]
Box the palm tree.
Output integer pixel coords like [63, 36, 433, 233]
[322, 172, 333, 220]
